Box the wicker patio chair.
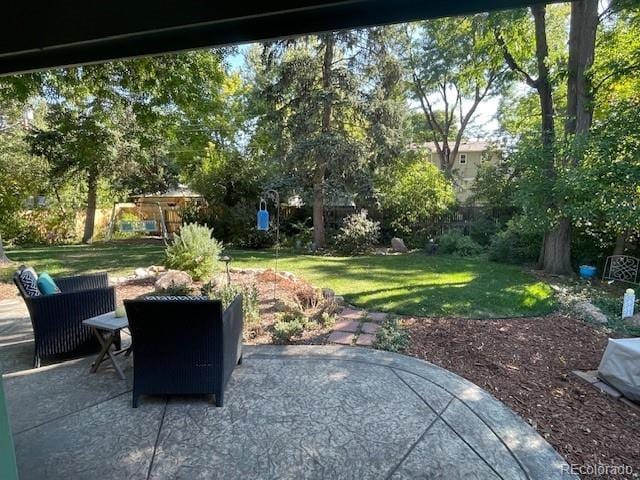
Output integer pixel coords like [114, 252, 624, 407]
[13, 267, 118, 368]
[124, 294, 243, 408]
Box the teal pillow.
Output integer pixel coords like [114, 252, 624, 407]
[37, 273, 61, 295]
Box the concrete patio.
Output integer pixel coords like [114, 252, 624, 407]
[0, 299, 574, 479]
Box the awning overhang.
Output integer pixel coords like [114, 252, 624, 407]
[1, 0, 553, 76]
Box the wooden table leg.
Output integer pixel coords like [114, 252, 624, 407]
[90, 328, 113, 373]
[90, 328, 125, 380]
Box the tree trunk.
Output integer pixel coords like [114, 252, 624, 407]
[565, 0, 598, 139]
[531, 4, 555, 155]
[542, 218, 573, 275]
[537, 232, 547, 270]
[613, 231, 628, 256]
[312, 33, 335, 250]
[0, 233, 11, 265]
[312, 165, 326, 249]
[539, 0, 598, 275]
[82, 167, 98, 244]
[531, 5, 560, 274]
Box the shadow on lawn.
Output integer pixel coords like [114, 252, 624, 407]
[345, 279, 555, 319]
[231, 249, 556, 318]
[1, 243, 165, 281]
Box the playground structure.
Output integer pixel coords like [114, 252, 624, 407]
[105, 202, 170, 243]
[105, 188, 205, 243]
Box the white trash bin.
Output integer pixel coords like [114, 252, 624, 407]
[598, 338, 640, 402]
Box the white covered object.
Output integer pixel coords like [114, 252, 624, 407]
[598, 338, 640, 402]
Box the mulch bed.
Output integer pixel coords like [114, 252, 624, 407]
[0, 282, 18, 301]
[404, 314, 640, 480]
[113, 273, 333, 346]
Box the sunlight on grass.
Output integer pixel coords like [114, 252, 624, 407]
[1, 244, 557, 318]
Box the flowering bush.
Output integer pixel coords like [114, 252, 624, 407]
[333, 211, 380, 255]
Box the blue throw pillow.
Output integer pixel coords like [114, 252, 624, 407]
[37, 272, 61, 295]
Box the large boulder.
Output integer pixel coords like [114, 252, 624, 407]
[391, 237, 408, 253]
[574, 301, 608, 325]
[154, 270, 193, 292]
[134, 267, 151, 279]
[626, 313, 640, 328]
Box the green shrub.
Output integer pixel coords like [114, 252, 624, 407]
[333, 211, 380, 255]
[438, 231, 483, 256]
[377, 152, 456, 236]
[204, 282, 260, 327]
[469, 218, 501, 246]
[488, 224, 541, 265]
[317, 311, 337, 328]
[592, 295, 640, 336]
[165, 223, 222, 280]
[374, 318, 409, 353]
[272, 311, 307, 342]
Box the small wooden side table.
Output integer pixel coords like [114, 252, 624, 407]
[83, 312, 129, 380]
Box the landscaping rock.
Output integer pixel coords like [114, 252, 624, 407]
[333, 295, 346, 306]
[391, 237, 408, 253]
[625, 313, 640, 328]
[281, 271, 297, 282]
[574, 301, 608, 325]
[134, 267, 151, 279]
[148, 265, 166, 273]
[322, 288, 335, 299]
[154, 270, 193, 292]
[274, 298, 302, 314]
[374, 248, 388, 256]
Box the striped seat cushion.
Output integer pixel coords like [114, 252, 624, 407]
[18, 267, 41, 297]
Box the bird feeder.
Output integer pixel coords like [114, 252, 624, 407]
[257, 190, 280, 301]
[257, 199, 269, 231]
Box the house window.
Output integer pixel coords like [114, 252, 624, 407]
[459, 154, 467, 165]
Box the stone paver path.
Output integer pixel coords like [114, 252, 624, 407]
[328, 308, 387, 347]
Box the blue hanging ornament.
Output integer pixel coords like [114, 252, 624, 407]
[257, 199, 269, 231]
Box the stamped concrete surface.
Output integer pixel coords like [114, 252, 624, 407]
[0, 299, 575, 479]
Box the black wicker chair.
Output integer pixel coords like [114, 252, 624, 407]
[124, 294, 244, 408]
[13, 268, 118, 368]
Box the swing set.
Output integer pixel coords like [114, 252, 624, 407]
[105, 202, 170, 244]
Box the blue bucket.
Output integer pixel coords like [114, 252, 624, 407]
[579, 265, 597, 279]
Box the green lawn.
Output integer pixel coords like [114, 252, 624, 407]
[1, 243, 165, 281]
[1, 243, 556, 318]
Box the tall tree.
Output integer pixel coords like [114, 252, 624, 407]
[248, 30, 405, 249]
[25, 50, 227, 243]
[0, 111, 49, 255]
[29, 103, 119, 243]
[495, 2, 599, 274]
[404, 15, 508, 174]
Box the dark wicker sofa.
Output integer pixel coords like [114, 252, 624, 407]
[13, 268, 117, 368]
[124, 294, 243, 408]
